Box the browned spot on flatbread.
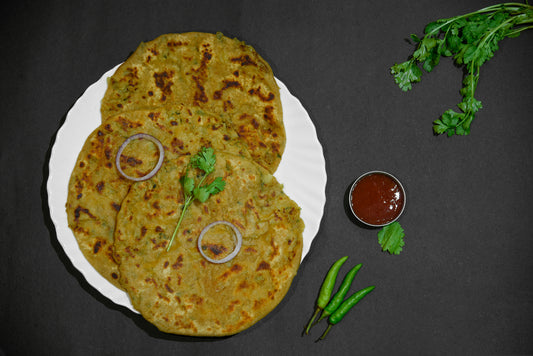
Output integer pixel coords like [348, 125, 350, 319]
[248, 87, 275, 102]
[205, 244, 227, 256]
[263, 106, 275, 126]
[148, 111, 161, 120]
[157, 293, 170, 302]
[93, 240, 103, 254]
[228, 300, 240, 312]
[74, 206, 96, 222]
[171, 137, 184, 150]
[145, 277, 158, 286]
[251, 118, 260, 129]
[167, 40, 188, 48]
[104, 148, 112, 160]
[230, 54, 257, 66]
[189, 294, 203, 305]
[238, 280, 250, 290]
[213, 80, 242, 99]
[172, 255, 184, 269]
[231, 264, 243, 273]
[117, 116, 142, 130]
[192, 76, 208, 104]
[253, 299, 266, 310]
[256, 261, 271, 271]
[120, 155, 143, 167]
[153, 71, 173, 99]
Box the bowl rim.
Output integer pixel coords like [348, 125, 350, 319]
[348, 170, 406, 228]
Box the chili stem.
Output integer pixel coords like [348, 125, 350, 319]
[316, 324, 333, 342]
[304, 307, 322, 335]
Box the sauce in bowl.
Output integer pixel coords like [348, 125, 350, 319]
[349, 171, 405, 227]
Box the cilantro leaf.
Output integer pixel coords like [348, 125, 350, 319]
[410, 34, 422, 43]
[433, 109, 464, 136]
[204, 176, 226, 195]
[433, 118, 450, 135]
[413, 37, 437, 62]
[193, 187, 210, 203]
[180, 175, 195, 195]
[457, 96, 483, 114]
[190, 146, 216, 174]
[390, 60, 422, 91]
[446, 33, 461, 54]
[423, 49, 441, 72]
[193, 177, 225, 202]
[377, 222, 405, 255]
[424, 21, 441, 35]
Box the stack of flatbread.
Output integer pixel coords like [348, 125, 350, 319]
[66, 32, 304, 336]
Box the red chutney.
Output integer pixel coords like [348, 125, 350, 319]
[350, 172, 404, 226]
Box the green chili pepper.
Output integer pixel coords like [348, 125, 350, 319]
[304, 256, 348, 335]
[317, 263, 362, 323]
[317, 285, 375, 341]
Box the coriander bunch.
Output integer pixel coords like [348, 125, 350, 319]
[391, 2, 533, 136]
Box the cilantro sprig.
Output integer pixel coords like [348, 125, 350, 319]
[166, 147, 226, 251]
[391, 2, 533, 136]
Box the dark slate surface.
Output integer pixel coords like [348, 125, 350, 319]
[2, 1, 532, 355]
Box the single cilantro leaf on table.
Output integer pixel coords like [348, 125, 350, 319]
[378, 222, 405, 255]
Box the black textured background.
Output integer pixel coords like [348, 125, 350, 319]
[2, 1, 532, 355]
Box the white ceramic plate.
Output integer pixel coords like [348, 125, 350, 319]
[47, 64, 327, 312]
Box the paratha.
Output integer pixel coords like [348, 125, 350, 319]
[66, 107, 251, 288]
[101, 32, 285, 173]
[113, 152, 304, 336]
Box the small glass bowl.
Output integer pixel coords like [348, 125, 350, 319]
[348, 170, 406, 228]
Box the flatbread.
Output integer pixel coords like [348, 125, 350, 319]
[114, 152, 304, 336]
[66, 107, 251, 288]
[101, 32, 285, 173]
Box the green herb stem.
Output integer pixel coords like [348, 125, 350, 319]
[166, 195, 193, 252]
[506, 24, 533, 36]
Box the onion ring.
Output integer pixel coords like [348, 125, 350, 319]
[115, 133, 165, 182]
[197, 221, 242, 264]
